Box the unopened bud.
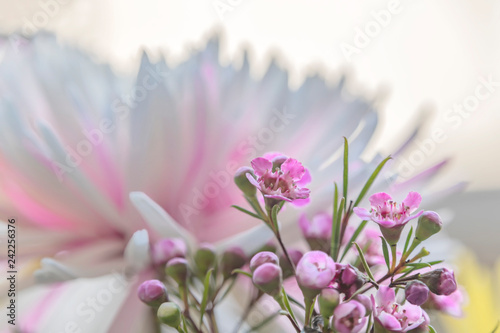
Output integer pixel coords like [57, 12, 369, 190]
[165, 258, 189, 285]
[220, 246, 247, 279]
[234, 167, 256, 197]
[415, 211, 443, 242]
[318, 288, 340, 318]
[157, 302, 181, 328]
[137, 279, 168, 307]
[296, 251, 336, 299]
[252, 263, 283, 296]
[250, 251, 279, 272]
[405, 281, 430, 305]
[194, 243, 216, 276]
[419, 268, 457, 296]
[152, 238, 186, 266]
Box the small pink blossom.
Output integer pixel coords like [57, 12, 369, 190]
[354, 192, 423, 229]
[372, 286, 427, 332]
[246, 155, 310, 204]
[334, 300, 368, 333]
[425, 288, 464, 317]
[298, 213, 332, 251]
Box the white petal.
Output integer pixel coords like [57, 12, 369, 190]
[129, 191, 196, 249]
[34, 258, 79, 283]
[124, 229, 151, 273]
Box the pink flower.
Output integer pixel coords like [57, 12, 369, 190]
[296, 251, 336, 298]
[298, 212, 332, 251]
[152, 238, 187, 266]
[246, 156, 310, 204]
[372, 286, 427, 332]
[250, 251, 280, 272]
[252, 263, 283, 296]
[354, 192, 423, 244]
[333, 300, 368, 333]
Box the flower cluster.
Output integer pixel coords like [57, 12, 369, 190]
[137, 145, 464, 332]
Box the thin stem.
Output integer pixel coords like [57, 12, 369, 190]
[180, 285, 202, 333]
[207, 309, 219, 333]
[304, 297, 314, 327]
[275, 295, 301, 332]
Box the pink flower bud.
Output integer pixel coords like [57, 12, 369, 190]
[419, 268, 457, 296]
[296, 251, 336, 299]
[415, 211, 443, 241]
[250, 251, 279, 272]
[165, 258, 189, 285]
[279, 249, 303, 279]
[252, 263, 283, 296]
[220, 246, 247, 279]
[298, 213, 332, 252]
[405, 281, 430, 306]
[333, 300, 367, 333]
[234, 167, 257, 197]
[137, 279, 168, 307]
[152, 238, 186, 266]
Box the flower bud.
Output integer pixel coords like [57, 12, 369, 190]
[415, 211, 443, 242]
[157, 302, 181, 328]
[220, 246, 247, 279]
[137, 279, 168, 307]
[279, 249, 303, 279]
[165, 258, 189, 285]
[234, 167, 256, 197]
[298, 213, 332, 252]
[405, 281, 430, 306]
[250, 251, 279, 273]
[252, 263, 283, 296]
[296, 251, 336, 299]
[419, 268, 457, 296]
[152, 238, 186, 266]
[194, 243, 216, 276]
[318, 288, 340, 318]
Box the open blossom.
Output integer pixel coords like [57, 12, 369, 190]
[333, 300, 368, 333]
[298, 212, 332, 251]
[424, 288, 464, 317]
[372, 286, 427, 332]
[246, 155, 310, 204]
[354, 192, 423, 244]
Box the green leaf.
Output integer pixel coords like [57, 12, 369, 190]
[403, 227, 413, 255]
[199, 268, 214, 326]
[428, 325, 437, 333]
[353, 155, 392, 208]
[231, 269, 252, 278]
[332, 197, 345, 261]
[365, 313, 372, 333]
[406, 262, 432, 269]
[281, 287, 298, 323]
[380, 237, 391, 271]
[231, 205, 262, 220]
[271, 204, 281, 231]
[286, 295, 306, 310]
[353, 242, 377, 285]
[343, 137, 349, 208]
[427, 260, 444, 266]
[340, 220, 368, 261]
[330, 183, 339, 258]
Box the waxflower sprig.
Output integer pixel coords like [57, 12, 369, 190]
[230, 140, 463, 333]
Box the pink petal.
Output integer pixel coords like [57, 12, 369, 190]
[376, 219, 397, 228]
[376, 286, 395, 308]
[251, 157, 272, 177]
[402, 191, 422, 211]
[369, 192, 392, 207]
[291, 197, 311, 207]
[377, 312, 402, 331]
[280, 158, 305, 180]
[296, 168, 312, 186]
[353, 207, 372, 220]
[403, 210, 424, 224]
[246, 173, 261, 188]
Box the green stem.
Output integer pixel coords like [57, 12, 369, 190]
[390, 244, 397, 272]
[400, 239, 421, 264]
[275, 294, 301, 332]
[304, 297, 314, 327]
